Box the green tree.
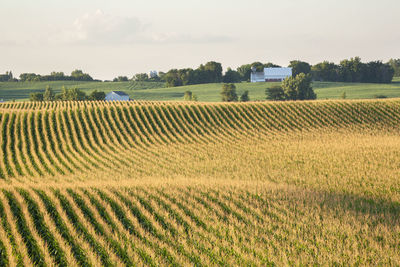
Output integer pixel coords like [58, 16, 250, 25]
[71, 69, 93, 81]
[89, 90, 106, 100]
[289, 60, 311, 76]
[221, 83, 238, 102]
[43, 86, 55, 101]
[184, 91, 193, 101]
[133, 73, 149, 81]
[68, 88, 86, 100]
[113, 76, 129, 82]
[311, 61, 339, 81]
[223, 68, 242, 83]
[164, 69, 182, 87]
[236, 64, 251, 81]
[239, 90, 250, 102]
[202, 61, 223, 83]
[30, 92, 44, 101]
[282, 73, 316, 100]
[58, 86, 87, 101]
[388, 59, 400, 77]
[183, 91, 197, 101]
[266, 86, 285, 101]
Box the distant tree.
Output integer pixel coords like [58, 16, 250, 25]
[178, 68, 195, 85]
[0, 71, 14, 82]
[68, 88, 86, 100]
[341, 91, 347, 99]
[251, 62, 265, 72]
[183, 90, 197, 101]
[43, 86, 55, 101]
[71, 69, 93, 81]
[89, 90, 106, 100]
[239, 90, 250, 102]
[158, 72, 166, 81]
[289, 60, 311, 76]
[50, 72, 66, 80]
[282, 73, 316, 100]
[221, 83, 238, 102]
[164, 69, 182, 87]
[58, 86, 87, 101]
[236, 64, 252, 81]
[201, 61, 223, 83]
[388, 59, 400, 77]
[223, 68, 242, 83]
[184, 91, 193, 101]
[113, 76, 129, 82]
[263, 62, 281, 68]
[20, 73, 41, 82]
[133, 73, 150, 81]
[266, 85, 285, 101]
[30, 92, 44, 101]
[311, 61, 339, 81]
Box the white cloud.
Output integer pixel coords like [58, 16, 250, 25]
[49, 9, 232, 45]
[50, 9, 146, 44]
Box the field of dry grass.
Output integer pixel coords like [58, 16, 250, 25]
[0, 99, 398, 265]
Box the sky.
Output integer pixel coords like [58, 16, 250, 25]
[1, 0, 399, 80]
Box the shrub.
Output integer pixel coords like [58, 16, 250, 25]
[221, 83, 238, 102]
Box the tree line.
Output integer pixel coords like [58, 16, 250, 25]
[142, 57, 399, 87]
[2, 57, 399, 85]
[218, 73, 315, 102]
[0, 70, 95, 82]
[30, 86, 105, 101]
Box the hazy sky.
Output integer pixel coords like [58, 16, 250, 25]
[1, 0, 399, 80]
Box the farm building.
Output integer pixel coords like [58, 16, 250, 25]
[251, 67, 292, 82]
[105, 91, 130, 101]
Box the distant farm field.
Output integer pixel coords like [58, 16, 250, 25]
[0, 100, 398, 265]
[1, 77, 400, 101]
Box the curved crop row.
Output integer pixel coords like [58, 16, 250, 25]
[0, 100, 398, 179]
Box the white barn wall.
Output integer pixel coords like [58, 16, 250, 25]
[251, 67, 292, 82]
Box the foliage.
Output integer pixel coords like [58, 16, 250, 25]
[266, 85, 285, 101]
[164, 61, 223, 87]
[19, 70, 94, 82]
[239, 90, 249, 102]
[223, 68, 242, 83]
[289, 60, 311, 76]
[30, 92, 44, 101]
[312, 57, 394, 83]
[388, 59, 400, 77]
[113, 76, 129, 82]
[221, 83, 238, 102]
[133, 73, 150, 81]
[281, 73, 316, 100]
[183, 91, 197, 101]
[58, 87, 87, 101]
[0, 71, 14, 82]
[89, 90, 106, 101]
[311, 61, 339, 81]
[43, 86, 55, 101]
[70, 70, 93, 81]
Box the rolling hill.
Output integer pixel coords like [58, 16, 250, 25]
[0, 77, 399, 101]
[0, 100, 398, 265]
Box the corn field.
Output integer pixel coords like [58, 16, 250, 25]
[0, 99, 398, 265]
